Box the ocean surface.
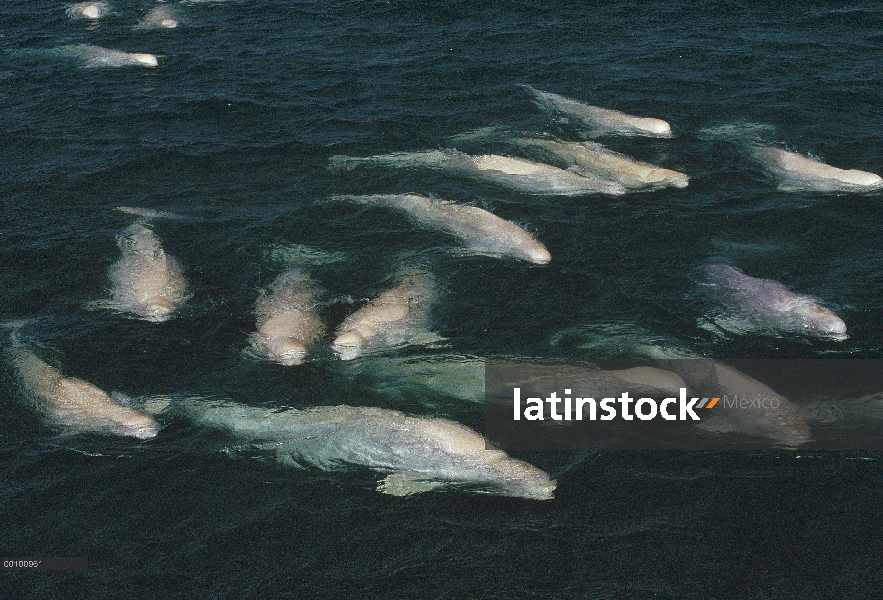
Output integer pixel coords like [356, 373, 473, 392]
[3, 1, 883, 598]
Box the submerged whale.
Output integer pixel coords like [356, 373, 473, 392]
[334, 194, 551, 264]
[249, 269, 325, 366]
[702, 264, 846, 340]
[452, 127, 688, 190]
[136, 6, 180, 29]
[6, 330, 158, 440]
[141, 397, 556, 499]
[101, 207, 189, 322]
[659, 359, 811, 447]
[66, 2, 110, 19]
[750, 146, 883, 192]
[523, 85, 672, 138]
[332, 269, 441, 360]
[49, 44, 158, 68]
[356, 354, 686, 409]
[328, 149, 626, 196]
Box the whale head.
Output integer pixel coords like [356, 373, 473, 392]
[117, 413, 161, 440]
[267, 337, 309, 366]
[131, 53, 158, 67]
[517, 241, 552, 265]
[82, 4, 101, 18]
[332, 330, 367, 361]
[643, 169, 689, 188]
[483, 453, 557, 500]
[792, 305, 847, 339]
[159, 19, 178, 28]
[635, 118, 672, 137]
[841, 169, 883, 188]
[144, 298, 176, 321]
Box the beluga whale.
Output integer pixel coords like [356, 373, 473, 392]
[332, 268, 442, 360]
[95, 206, 189, 322]
[332, 194, 551, 264]
[4, 324, 159, 440]
[139, 396, 556, 499]
[522, 85, 672, 138]
[47, 44, 158, 68]
[248, 269, 326, 366]
[697, 122, 882, 192]
[66, 2, 110, 19]
[750, 146, 883, 192]
[451, 127, 688, 190]
[135, 6, 180, 29]
[657, 359, 811, 448]
[700, 264, 847, 340]
[328, 149, 626, 196]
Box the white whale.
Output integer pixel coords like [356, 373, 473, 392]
[6, 331, 158, 440]
[525, 139, 687, 189]
[354, 353, 487, 403]
[135, 6, 180, 29]
[334, 194, 551, 264]
[358, 354, 685, 409]
[332, 269, 442, 360]
[51, 44, 158, 68]
[102, 208, 189, 322]
[659, 359, 811, 447]
[328, 149, 626, 196]
[141, 396, 555, 499]
[249, 269, 325, 366]
[452, 127, 687, 190]
[523, 85, 672, 138]
[697, 123, 882, 192]
[702, 264, 846, 340]
[751, 145, 883, 192]
[66, 2, 110, 19]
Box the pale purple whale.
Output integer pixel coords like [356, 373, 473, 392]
[702, 264, 846, 340]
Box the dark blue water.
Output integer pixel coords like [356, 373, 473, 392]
[3, 1, 883, 598]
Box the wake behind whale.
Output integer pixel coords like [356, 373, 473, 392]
[140, 396, 556, 499]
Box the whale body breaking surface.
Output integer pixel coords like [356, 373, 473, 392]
[332, 269, 441, 360]
[101, 209, 189, 322]
[141, 397, 556, 499]
[249, 269, 326, 366]
[750, 146, 883, 192]
[701, 264, 847, 340]
[335, 194, 551, 264]
[6, 329, 159, 440]
[328, 149, 627, 196]
[522, 85, 673, 138]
